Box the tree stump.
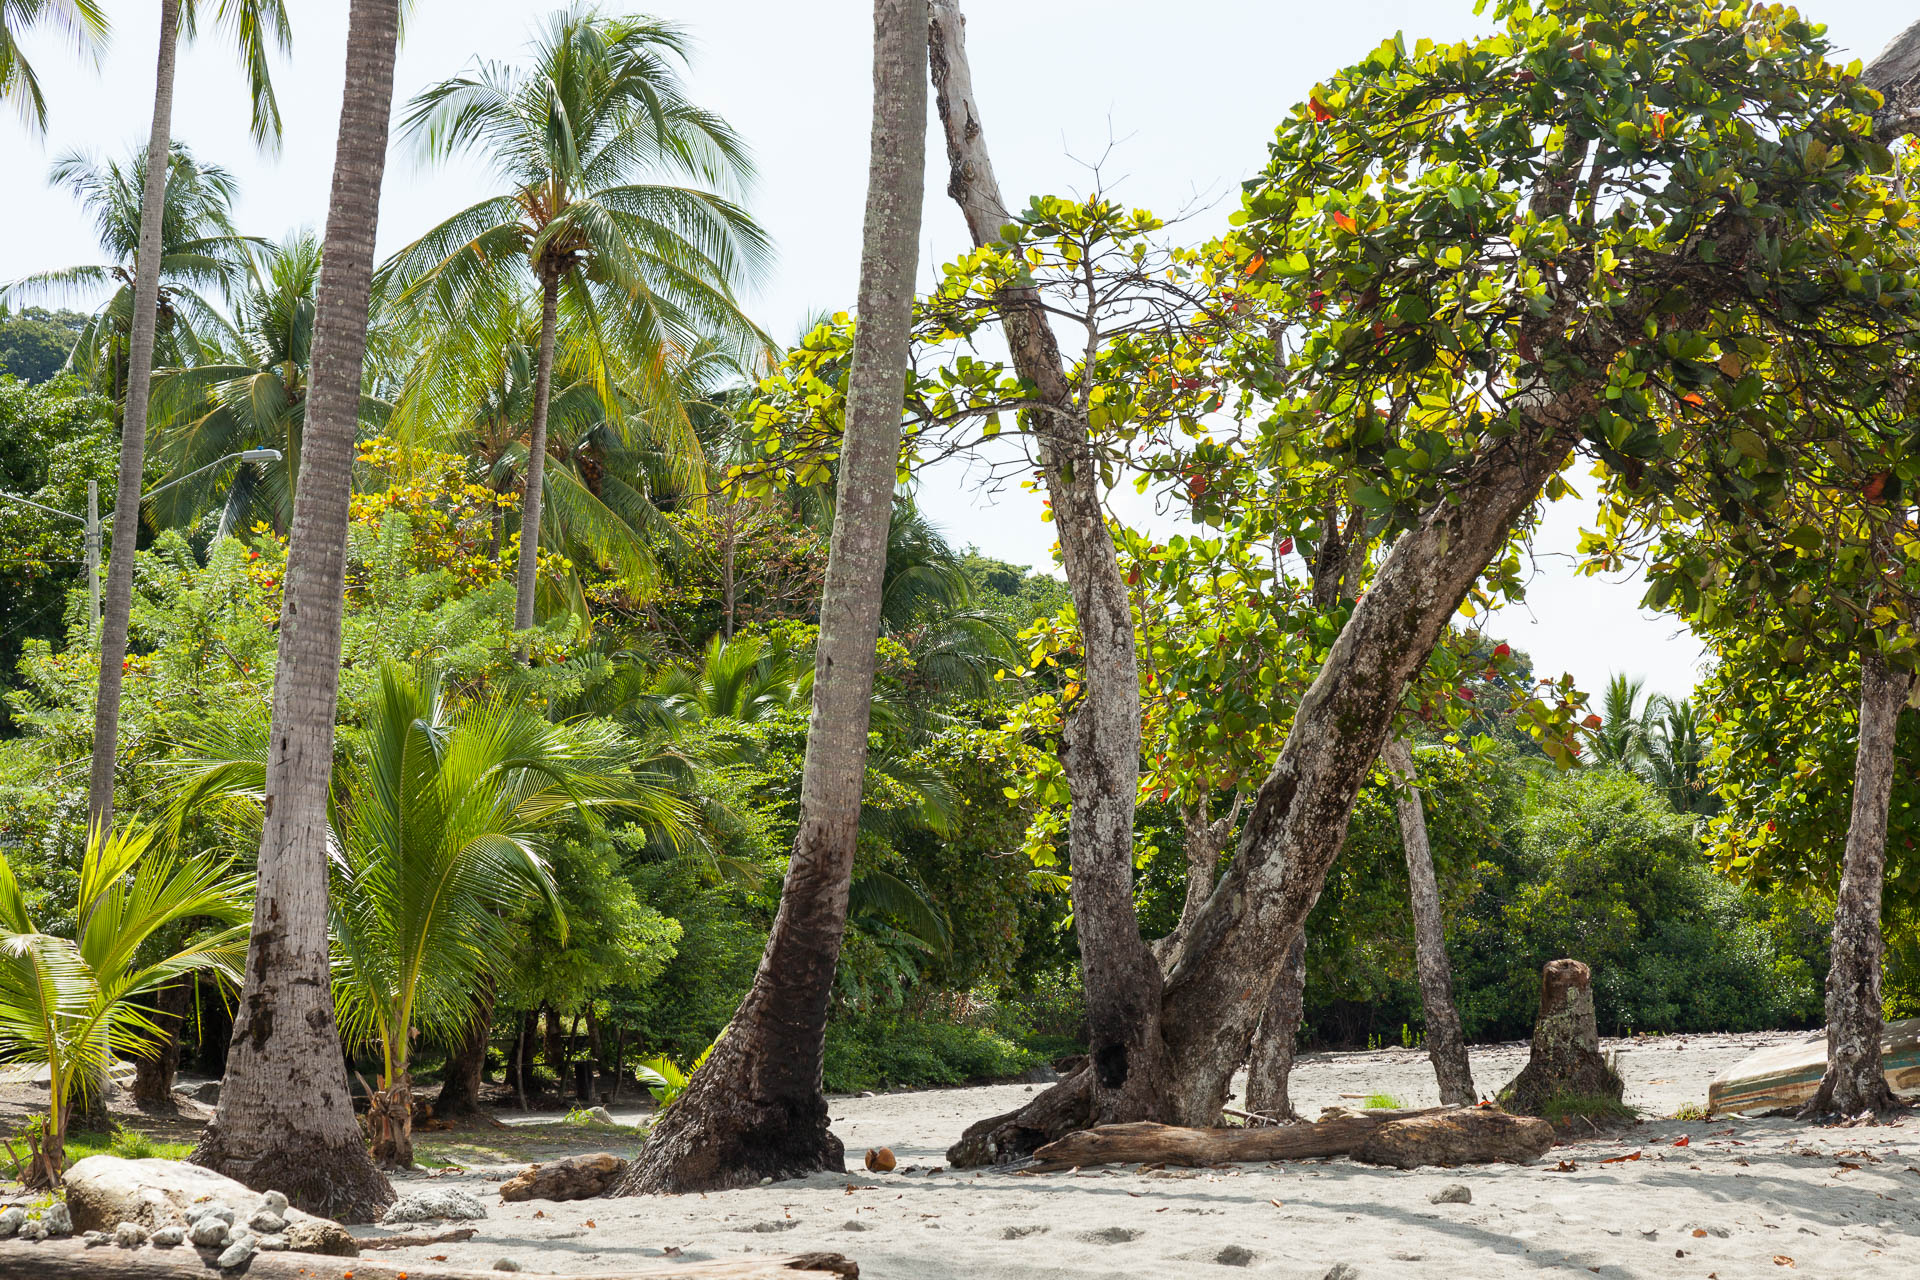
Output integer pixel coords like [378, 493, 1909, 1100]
[499, 1152, 628, 1201]
[1497, 959, 1623, 1117]
[1352, 1108, 1554, 1169]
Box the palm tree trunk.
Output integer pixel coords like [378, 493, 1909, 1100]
[1382, 736, 1476, 1107]
[513, 272, 561, 637]
[1806, 646, 1908, 1116]
[614, 0, 928, 1195]
[930, 0, 1174, 1133]
[190, 0, 401, 1223]
[87, 0, 181, 832]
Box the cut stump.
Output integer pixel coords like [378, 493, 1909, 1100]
[1498, 959, 1623, 1117]
[1352, 1108, 1555, 1169]
[498, 1151, 628, 1202]
[0, 1243, 858, 1280]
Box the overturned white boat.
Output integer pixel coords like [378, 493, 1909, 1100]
[1707, 1018, 1920, 1115]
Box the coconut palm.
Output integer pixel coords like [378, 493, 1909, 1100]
[385, 5, 771, 635]
[1583, 673, 1660, 771]
[4, 145, 248, 401]
[0, 0, 108, 132]
[147, 231, 391, 535]
[1644, 696, 1718, 816]
[0, 823, 247, 1186]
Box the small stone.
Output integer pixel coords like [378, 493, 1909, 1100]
[82, 1230, 112, 1247]
[586, 1106, 616, 1125]
[758, 1176, 772, 1186]
[18, 1218, 47, 1241]
[150, 1225, 185, 1248]
[249, 1209, 287, 1234]
[201, 1205, 238, 1225]
[1325, 1265, 1360, 1280]
[114, 1221, 148, 1248]
[216, 1232, 257, 1270]
[841, 1220, 871, 1232]
[0, 1206, 23, 1238]
[257, 1233, 289, 1251]
[190, 1215, 232, 1248]
[42, 1202, 71, 1237]
[1430, 1184, 1472, 1205]
[493, 1260, 523, 1272]
[1217, 1244, 1256, 1265]
[258, 1191, 289, 1216]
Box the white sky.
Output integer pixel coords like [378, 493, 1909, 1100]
[3, 0, 1912, 701]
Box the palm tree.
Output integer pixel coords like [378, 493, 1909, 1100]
[0, 0, 108, 132]
[0, 823, 247, 1186]
[147, 231, 390, 535]
[616, 0, 928, 1195]
[4, 145, 248, 402]
[191, 0, 396, 1224]
[1644, 696, 1717, 815]
[386, 4, 770, 636]
[172, 663, 673, 1168]
[1584, 673, 1659, 770]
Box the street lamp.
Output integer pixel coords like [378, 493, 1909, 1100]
[0, 448, 285, 635]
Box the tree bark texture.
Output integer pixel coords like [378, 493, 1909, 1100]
[929, 0, 1175, 1129]
[1808, 648, 1910, 1116]
[88, 0, 182, 832]
[1242, 930, 1308, 1120]
[130, 979, 190, 1113]
[1383, 736, 1477, 1107]
[614, 0, 928, 1195]
[0, 1245, 859, 1280]
[513, 272, 561, 635]
[1498, 959, 1622, 1116]
[1032, 1108, 1552, 1173]
[433, 997, 493, 1119]
[190, 0, 401, 1224]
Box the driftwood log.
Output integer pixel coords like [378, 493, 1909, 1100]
[1027, 1105, 1552, 1172]
[1499, 959, 1624, 1116]
[499, 1151, 628, 1201]
[359, 1227, 479, 1250]
[0, 1244, 858, 1280]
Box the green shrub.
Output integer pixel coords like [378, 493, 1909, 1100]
[822, 1013, 1038, 1093]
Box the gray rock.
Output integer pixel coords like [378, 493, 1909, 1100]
[493, 1260, 523, 1272]
[18, 1219, 47, 1241]
[82, 1230, 111, 1247]
[257, 1233, 289, 1251]
[1217, 1244, 1256, 1266]
[189, 1215, 232, 1248]
[841, 1220, 871, 1232]
[248, 1209, 287, 1234]
[380, 1188, 489, 1224]
[586, 1106, 616, 1125]
[201, 1205, 238, 1225]
[284, 1217, 359, 1257]
[193, 1080, 221, 1104]
[258, 1191, 288, 1217]
[1325, 1265, 1360, 1280]
[114, 1221, 148, 1248]
[1430, 1183, 1472, 1205]
[63, 1155, 344, 1242]
[0, 1207, 26, 1239]
[216, 1232, 257, 1270]
[150, 1225, 185, 1248]
[42, 1201, 71, 1236]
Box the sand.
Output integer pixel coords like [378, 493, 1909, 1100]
[379, 1032, 1920, 1279]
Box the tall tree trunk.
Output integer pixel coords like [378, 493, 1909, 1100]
[513, 272, 561, 636]
[1806, 647, 1909, 1116]
[87, 0, 181, 832]
[613, 0, 929, 1195]
[1382, 736, 1476, 1107]
[130, 980, 190, 1113]
[1243, 933, 1307, 1119]
[190, 0, 401, 1223]
[929, 0, 1174, 1127]
[433, 986, 494, 1119]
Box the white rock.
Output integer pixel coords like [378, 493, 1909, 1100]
[189, 1215, 232, 1248]
[216, 1232, 257, 1270]
[150, 1224, 185, 1247]
[82, 1230, 111, 1247]
[493, 1260, 523, 1272]
[257, 1233, 289, 1252]
[42, 1201, 71, 1236]
[1430, 1184, 1472, 1205]
[1325, 1265, 1360, 1280]
[0, 1206, 23, 1239]
[380, 1188, 489, 1224]
[587, 1106, 616, 1125]
[18, 1219, 47, 1241]
[248, 1209, 287, 1234]
[258, 1191, 288, 1216]
[113, 1221, 148, 1247]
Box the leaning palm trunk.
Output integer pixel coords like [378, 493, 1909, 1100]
[930, 0, 1175, 1136]
[1383, 737, 1476, 1107]
[191, 0, 400, 1223]
[87, 0, 181, 831]
[513, 272, 561, 636]
[1806, 647, 1909, 1116]
[614, 0, 928, 1195]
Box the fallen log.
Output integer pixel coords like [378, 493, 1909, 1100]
[1352, 1108, 1555, 1169]
[359, 1227, 479, 1250]
[499, 1151, 628, 1202]
[1026, 1106, 1452, 1171]
[0, 1243, 858, 1280]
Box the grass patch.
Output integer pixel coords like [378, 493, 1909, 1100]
[1672, 1101, 1707, 1121]
[61, 1129, 193, 1164]
[1538, 1092, 1639, 1128]
[1362, 1092, 1405, 1110]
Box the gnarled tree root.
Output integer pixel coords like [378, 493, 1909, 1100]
[947, 1067, 1093, 1167]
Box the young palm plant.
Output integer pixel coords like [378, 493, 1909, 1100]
[0, 823, 247, 1186]
[384, 4, 770, 634]
[172, 662, 689, 1168]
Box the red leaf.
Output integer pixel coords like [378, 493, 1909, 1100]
[1863, 471, 1890, 501]
[1679, 392, 1706, 406]
[1582, 713, 1604, 729]
[1309, 96, 1333, 123]
[1600, 1150, 1642, 1164]
[1673, 1135, 1691, 1148]
[1493, 643, 1511, 658]
[1276, 537, 1294, 556]
[1331, 211, 1357, 234]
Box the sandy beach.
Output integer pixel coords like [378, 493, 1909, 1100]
[362, 1031, 1920, 1279]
